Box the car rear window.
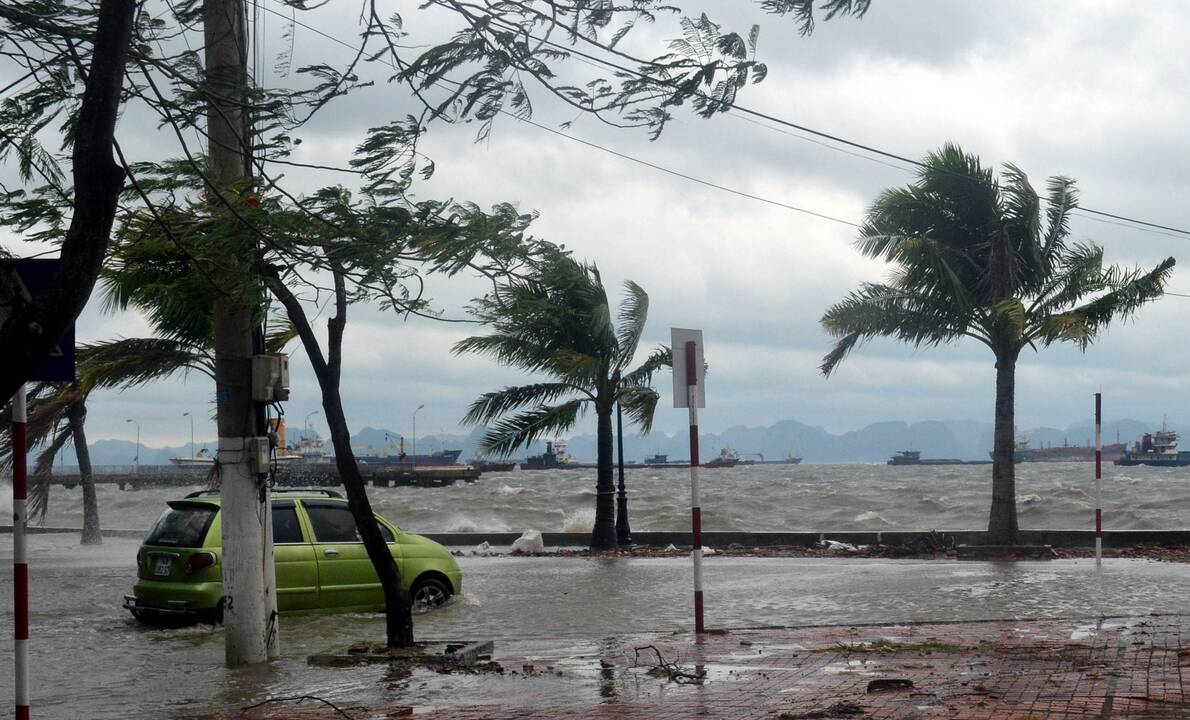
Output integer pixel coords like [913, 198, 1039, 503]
[145, 504, 217, 547]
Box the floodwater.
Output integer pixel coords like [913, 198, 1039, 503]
[22, 462, 1190, 534]
[3, 532, 1190, 718]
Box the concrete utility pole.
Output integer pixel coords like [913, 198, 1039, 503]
[204, 0, 278, 664]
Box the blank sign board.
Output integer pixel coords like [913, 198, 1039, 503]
[670, 327, 705, 409]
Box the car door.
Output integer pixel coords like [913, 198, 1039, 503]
[301, 500, 403, 610]
[271, 500, 318, 611]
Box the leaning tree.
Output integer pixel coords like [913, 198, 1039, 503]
[820, 143, 1175, 545]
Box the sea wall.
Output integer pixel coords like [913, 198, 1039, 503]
[9, 526, 1190, 548]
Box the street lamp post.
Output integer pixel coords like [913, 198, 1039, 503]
[125, 419, 140, 474]
[412, 404, 425, 458]
[182, 412, 195, 459]
[304, 410, 320, 439]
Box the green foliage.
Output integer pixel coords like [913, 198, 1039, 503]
[821, 143, 1175, 374]
[456, 250, 666, 456]
[401, 0, 868, 140]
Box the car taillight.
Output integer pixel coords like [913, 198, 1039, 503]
[185, 552, 217, 574]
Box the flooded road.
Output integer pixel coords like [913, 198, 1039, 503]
[3, 533, 1190, 718]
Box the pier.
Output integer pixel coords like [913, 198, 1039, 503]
[25, 463, 480, 490]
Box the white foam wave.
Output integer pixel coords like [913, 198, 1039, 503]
[560, 507, 595, 533]
[496, 484, 525, 496]
[853, 510, 896, 525]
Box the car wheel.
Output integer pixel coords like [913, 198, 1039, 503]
[410, 576, 451, 612]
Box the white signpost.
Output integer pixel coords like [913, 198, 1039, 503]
[671, 328, 706, 633]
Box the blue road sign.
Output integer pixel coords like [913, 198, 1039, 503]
[0, 258, 76, 382]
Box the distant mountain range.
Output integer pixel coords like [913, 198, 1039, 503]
[49, 417, 1183, 466]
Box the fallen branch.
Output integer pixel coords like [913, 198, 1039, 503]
[633, 645, 705, 685]
[241, 695, 356, 719]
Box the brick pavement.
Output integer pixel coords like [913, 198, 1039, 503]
[241, 615, 1190, 720]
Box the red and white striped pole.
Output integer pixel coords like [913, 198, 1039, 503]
[685, 341, 704, 634]
[1094, 392, 1102, 567]
[12, 384, 29, 719]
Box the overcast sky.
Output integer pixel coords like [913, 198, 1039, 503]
[5, 0, 1190, 448]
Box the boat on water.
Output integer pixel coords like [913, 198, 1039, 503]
[757, 454, 803, 465]
[989, 436, 1126, 463]
[522, 440, 597, 470]
[169, 449, 214, 468]
[358, 448, 463, 467]
[705, 448, 740, 468]
[1114, 423, 1190, 467]
[469, 457, 517, 472]
[887, 450, 987, 466]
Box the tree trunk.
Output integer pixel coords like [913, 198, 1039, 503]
[67, 401, 101, 545]
[0, 0, 133, 402]
[265, 267, 414, 647]
[326, 389, 414, 647]
[591, 403, 617, 551]
[987, 350, 1019, 545]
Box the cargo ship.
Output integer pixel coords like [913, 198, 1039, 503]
[357, 448, 463, 467]
[987, 436, 1126, 463]
[1114, 424, 1190, 467]
[704, 448, 740, 468]
[469, 456, 517, 472]
[888, 450, 990, 466]
[522, 441, 597, 470]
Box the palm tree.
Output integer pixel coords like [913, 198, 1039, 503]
[456, 250, 668, 550]
[0, 230, 293, 543]
[820, 144, 1174, 545]
[0, 337, 214, 543]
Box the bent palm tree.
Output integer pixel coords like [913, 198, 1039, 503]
[457, 251, 667, 550]
[820, 144, 1174, 545]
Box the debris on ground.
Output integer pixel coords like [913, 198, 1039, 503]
[632, 644, 705, 684]
[779, 701, 867, 718]
[866, 678, 914, 693]
[511, 530, 545, 554]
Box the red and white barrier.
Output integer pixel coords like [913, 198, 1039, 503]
[1095, 392, 1102, 567]
[13, 384, 29, 719]
[684, 341, 705, 634]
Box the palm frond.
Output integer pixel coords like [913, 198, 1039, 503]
[480, 399, 587, 457]
[78, 337, 212, 391]
[615, 280, 649, 369]
[617, 386, 660, 434]
[1030, 257, 1175, 349]
[1040, 175, 1078, 265]
[265, 318, 299, 354]
[621, 345, 672, 388]
[462, 383, 589, 426]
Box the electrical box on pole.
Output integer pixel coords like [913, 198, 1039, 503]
[252, 354, 290, 402]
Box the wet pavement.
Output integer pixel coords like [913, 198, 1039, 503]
[237, 615, 1190, 720]
[5, 533, 1190, 718]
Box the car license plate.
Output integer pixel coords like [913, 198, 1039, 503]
[153, 556, 172, 576]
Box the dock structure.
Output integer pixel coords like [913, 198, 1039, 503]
[20, 463, 480, 491]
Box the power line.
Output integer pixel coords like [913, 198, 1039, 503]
[475, 13, 1190, 240]
[192, 3, 1190, 301]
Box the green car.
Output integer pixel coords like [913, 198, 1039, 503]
[124, 489, 461, 623]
